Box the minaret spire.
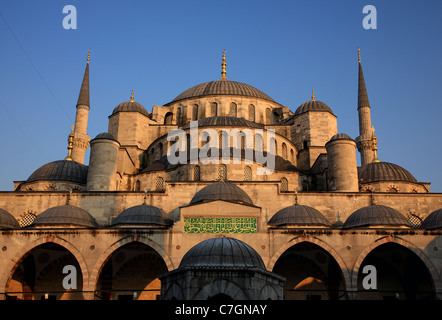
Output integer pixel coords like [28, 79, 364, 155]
[355, 48, 375, 165]
[71, 49, 92, 164]
[220, 50, 227, 81]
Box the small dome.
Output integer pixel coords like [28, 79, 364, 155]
[294, 100, 334, 116]
[26, 160, 88, 184]
[32, 205, 98, 228]
[93, 132, 116, 140]
[0, 208, 19, 229]
[190, 181, 253, 206]
[328, 133, 354, 142]
[112, 100, 149, 116]
[343, 205, 410, 229]
[358, 161, 417, 184]
[179, 237, 265, 269]
[421, 209, 442, 230]
[112, 204, 173, 227]
[166, 80, 276, 105]
[181, 116, 263, 129]
[268, 204, 331, 227]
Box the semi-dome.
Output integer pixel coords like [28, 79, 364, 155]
[421, 209, 442, 230]
[190, 181, 254, 206]
[32, 205, 98, 227]
[0, 208, 20, 229]
[181, 116, 263, 129]
[179, 237, 265, 269]
[358, 161, 418, 184]
[166, 80, 276, 105]
[268, 204, 331, 227]
[112, 204, 173, 227]
[112, 100, 149, 117]
[26, 160, 88, 184]
[343, 205, 410, 229]
[294, 99, 334, 116]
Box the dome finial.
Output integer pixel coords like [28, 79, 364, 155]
[65, 125, 75, 161]
[220, 50, 227, 81]
[311, 89, 315, 101]
[358, 48, 361, 63]
[371, 126, 381, 162]
[130, 89, 134, 102]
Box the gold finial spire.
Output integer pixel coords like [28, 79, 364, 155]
[130, 89, 134, 102]
[311, 89, 315, 101]
[358, 48, 361, 63]
[65, 125, 75, 161]
[371, 126, 381, 162]
[87, 48, 91, 64]
[220, 50, 227, 81]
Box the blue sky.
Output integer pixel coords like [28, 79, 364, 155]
[0, 0, 441, 192]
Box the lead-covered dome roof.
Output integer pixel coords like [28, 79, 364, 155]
[26, 160, 88, 184]
[358, 161, 417, 184]
[32, 205, 98, 228]
[190, 181, 254, 206]
[112, 100, 149, 116]
[295, 99, 334, 116]
[343, 205, 410, 229]
[166, 80, 275, 105]
[421, 209, 442, 230]
[179, 237, 265, 269]
[268, 204, 331, 227]
[112, 204, 173, 227]
[0, 208, 19, 229]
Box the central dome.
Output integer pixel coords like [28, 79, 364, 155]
[166, 80, 275, 105]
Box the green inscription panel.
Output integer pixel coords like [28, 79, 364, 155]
[184, 217, 257, 234]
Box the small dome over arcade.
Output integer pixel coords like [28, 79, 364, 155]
[343, 205, 410, 229]
[0, 208, 20, 229]
[268, 204, 331, 228]
[112, 204, 173, 227]
[112, 90, 149, 116]
[31, 205, 98, 228]
[421, 209, 442, 230]
[189, 181, 254, 206]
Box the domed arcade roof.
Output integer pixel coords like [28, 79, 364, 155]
[343, 205, 410, 229]
[179, 237, 265, 269]
[358, 161, 418, 184]
[112, 204, 173, 227]
[421, 209, 442, 230]
[189, 181, 254, 206]
[26, 160, 88, 184]
[32, 205, 98, 228]
[166, 80, 276, 105]
[268, 204, 331, 227]
[0, 208, 20, 229]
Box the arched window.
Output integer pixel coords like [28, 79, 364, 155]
[164, 112, 173, 125]
[193, 166, 201, 181]
[192, 104, 199, 120]
[135, 180, 141, 191]
[248, 104, 255, 122]
[211, 102, 218, 117]
[218, 164, 227, 180]
[230, 102, 237, 117]
[280, 177, 288, 192]
[282, 142, 287, 160]
[155, 177, 164, 191]
[244, 166, 252, 181]
[255, 134, 263, 152]
[290, 149, 295, 164]
[272, 111, 280, 124]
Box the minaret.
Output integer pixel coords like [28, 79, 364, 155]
[71, 49, 91, 164]
[355, 48, 375, 165]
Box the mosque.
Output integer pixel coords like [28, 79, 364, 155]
[0, 49, 441, 300]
